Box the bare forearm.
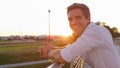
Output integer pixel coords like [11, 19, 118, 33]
[53, 46, 65, 49]
[48, 49, 66, 63]
[38, 42, 66, 63]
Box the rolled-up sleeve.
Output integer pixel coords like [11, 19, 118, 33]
[60, 44, 73, 62]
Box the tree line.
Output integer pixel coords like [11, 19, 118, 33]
[95, 21, 120, 38]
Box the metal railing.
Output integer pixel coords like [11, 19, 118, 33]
[114, 37, 120, 46]
[0, 60, 48, 68]
[47, 57, 89, 68]
[0, 57, 93, 68]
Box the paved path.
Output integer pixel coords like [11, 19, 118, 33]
[0, 60, 48, 68]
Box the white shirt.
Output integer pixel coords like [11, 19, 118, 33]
[61, 23, 120, 68]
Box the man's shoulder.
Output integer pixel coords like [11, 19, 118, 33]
[85, 22, 102, 33]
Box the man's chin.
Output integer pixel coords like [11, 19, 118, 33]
[72, 32, 79, 37]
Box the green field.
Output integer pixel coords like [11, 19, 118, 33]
[0, 40, 70, 68]
[0, 41, 43, 64]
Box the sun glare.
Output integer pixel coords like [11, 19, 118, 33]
[1, 0, 120, 36]
[51, 29, 72, 37]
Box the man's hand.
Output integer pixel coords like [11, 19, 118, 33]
[38, 42, 66, 63]
[38, 42, 53, 58]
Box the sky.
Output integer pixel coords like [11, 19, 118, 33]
[0, 0, 120, 36]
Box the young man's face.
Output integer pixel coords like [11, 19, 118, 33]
[67, 8, 90, 37]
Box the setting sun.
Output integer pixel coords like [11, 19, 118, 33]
[0, 0, 120, 36]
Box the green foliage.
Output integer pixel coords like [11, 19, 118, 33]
[104, 25, 120, 38]
[95, 21, 120, 38]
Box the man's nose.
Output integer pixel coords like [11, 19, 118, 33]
[71, 20, 78, 25]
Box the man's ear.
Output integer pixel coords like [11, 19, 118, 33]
[87, 16, 91, 22]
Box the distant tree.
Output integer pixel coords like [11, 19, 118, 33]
[112, 27, 118, 33]
[95, 21, 120, 38]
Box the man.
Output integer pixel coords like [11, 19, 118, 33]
[39, 3, 120, 68]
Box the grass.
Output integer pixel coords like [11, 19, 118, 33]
[0, 40, 71, 68]
[0, 41, 44, 65]
[0, 40, 70, 68]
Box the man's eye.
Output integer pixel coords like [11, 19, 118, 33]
[68, 18, 72, 22]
